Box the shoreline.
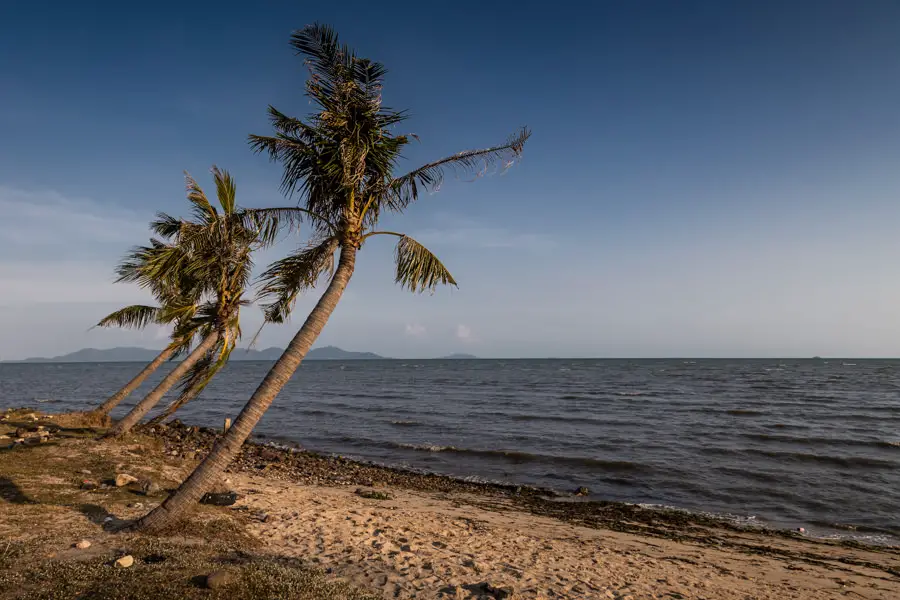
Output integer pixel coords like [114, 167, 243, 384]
[3, 407, 900, 599]
[243, 432, 900, 548]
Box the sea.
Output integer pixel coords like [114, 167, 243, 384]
[2, 358, 899, 544]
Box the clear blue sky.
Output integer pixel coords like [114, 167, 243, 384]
[3, 0, 900, 358]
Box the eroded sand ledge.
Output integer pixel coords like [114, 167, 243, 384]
[2, 409, 899, 599]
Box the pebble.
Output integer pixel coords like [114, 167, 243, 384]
[115, 473, 138, 487]
[205, 570, 233, 590]
[139, 479, 161, 496]
[74, 540, 92, 549]
[80, 480, 99, 491]
[114, 555, 134, 568]
[200, 491, 238, 506]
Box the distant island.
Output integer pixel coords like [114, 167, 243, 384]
[440, 353, 478, 359]
[3, 345, 385, 363]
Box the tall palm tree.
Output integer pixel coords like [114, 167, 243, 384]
[134, 24, 529, 531]
[105, 167, 265, 438]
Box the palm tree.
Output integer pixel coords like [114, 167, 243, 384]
[88, 270, 205, 417]
[105, 167, 265, 438]
[134, 24, 529, 531]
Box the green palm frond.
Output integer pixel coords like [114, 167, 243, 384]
[184, 171, 218, 225]
[149, 212, 183, 240]
[95, 305, 161, 330]
[393, 235, 457, 293]
[211, 166, 237, 215]
[257, 237, 338, 323]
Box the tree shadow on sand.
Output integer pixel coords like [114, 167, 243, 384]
[0, 477, 35, 504]
[78, 504, 132, 532]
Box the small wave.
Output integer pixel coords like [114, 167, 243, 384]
[701, 446, 898, 469]
[394, 443, 651, 472]
[742, 432, 900, 451]
[390, 420, 421, 427]
[726, 409, 766, 416]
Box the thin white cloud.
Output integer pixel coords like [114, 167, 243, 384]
[0, 185, 153, 305]
[456, 324, 472, 341]
[0, 186, 150, 249]
[405, 323, 426, 337]
[414, 226, 553, 250]
[411, 214, 553, 250]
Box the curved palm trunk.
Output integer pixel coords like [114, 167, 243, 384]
[146, 382, 204, 426]
[135, 245, 357, 532]
[91, 346, 175, 416]
[105, 332, 221, 439]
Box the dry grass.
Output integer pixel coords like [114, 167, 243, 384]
[0, 413, 378, 600]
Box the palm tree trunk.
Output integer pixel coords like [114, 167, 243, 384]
[135, 245, 357, 532]
[105, 332, 221, 439]
[146, 382, 204, 426]
[91, 346, 175, 416]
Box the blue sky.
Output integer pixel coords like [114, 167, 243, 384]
[3, 1, 900, 358]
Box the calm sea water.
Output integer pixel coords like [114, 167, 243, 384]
[2, 359, 899, 543]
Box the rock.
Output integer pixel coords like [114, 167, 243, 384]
[205, 570, 234, 590]
[258, 447, 282, 462]
[78, 469, 92, 475]
[115, 473, 138, 487]
[200, 491, 238, 506]
[80, 480, 99, 491]
[114, 555, 134, 568]
[138, 479, 161, 496]
[74, 540, 92, 549]
[23, 436, 42, 446]
[574, 486, 590, 496]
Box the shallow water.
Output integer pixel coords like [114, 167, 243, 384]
[2, 358, 899, 543]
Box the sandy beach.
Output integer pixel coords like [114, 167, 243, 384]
[2, 409, 899, 599]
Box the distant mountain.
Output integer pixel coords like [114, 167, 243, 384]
[5, 345, 385, 363]
[440, 353, 478, 359]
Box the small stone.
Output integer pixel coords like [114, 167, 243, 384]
[796, 527, 806, 534]
[74, 540, 91, 549]
[78, 469, 92, 475]
[205, 570, 233, 590]
[574, 486, 590, 496]
[200, 491, 238, 506]
[400, 544, 412, 552]
[138, 479, 161, 496]
[114, 555, 134, 568]
[115, 473, 138, 487]
[80, 480, 99, 490]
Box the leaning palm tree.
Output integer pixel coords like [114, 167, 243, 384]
[134, 24, 529, 531]
[105, 167, 264, 438]
[88, 269, 204, 417]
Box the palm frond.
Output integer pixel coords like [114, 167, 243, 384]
[149, 212, 183, 240]
[211, 166, 237, 215]
[95, 305, 160, 330]
[394, 235, 457, 293]
[257, 237, 338, 323]
[387, 127, 531, 211]
[184, 171, 218, 224]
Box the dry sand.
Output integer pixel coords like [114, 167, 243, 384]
[2, 410, 900, 599]
[234, 473, 900, 599]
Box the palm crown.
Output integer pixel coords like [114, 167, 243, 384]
[248, 24, 530, 319]
[110, 167, 269, 406]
